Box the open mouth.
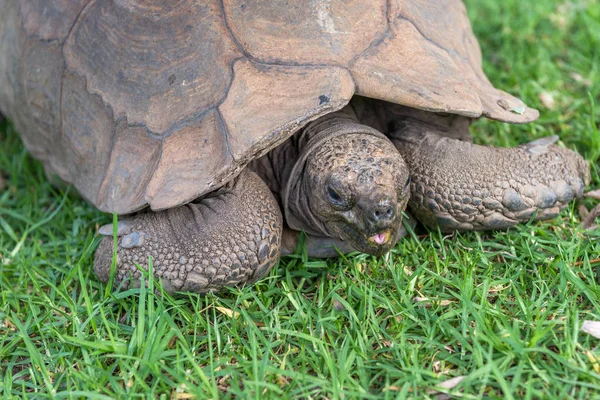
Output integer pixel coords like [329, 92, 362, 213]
[335, 223, 397, 256]
[367, 229, 393, 246]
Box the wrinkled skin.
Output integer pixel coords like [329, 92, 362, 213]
[303, 134, 410, 255]
[388, 120, 591, 232]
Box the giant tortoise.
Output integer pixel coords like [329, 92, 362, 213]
[0, 0, 590, 293]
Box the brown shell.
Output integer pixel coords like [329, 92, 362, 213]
[0, 0, 539, 213]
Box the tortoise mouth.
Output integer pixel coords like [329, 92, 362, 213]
[336, 223, 399, 256]
[368, 230, 393, 246]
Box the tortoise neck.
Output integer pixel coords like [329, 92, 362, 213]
[282, 107, 389, 237]
[293, 105, 361, 153]
[248, 105, 364, 204]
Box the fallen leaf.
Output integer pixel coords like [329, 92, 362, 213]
[585, 190, 600, 200]
[413, 296, 430, 303]
[426, 376, 467, 395]
[4, 318, 15, 330]
[277, 374, 289, 388]
[582, 320, 600, 339]
[436, 376, 466, 390]
[538, 92, 555, 109]
[581, 204, 600, 230]
[215, 306, 240, 319]
[413, 297, 455, 307]
[579, 204, 590, 218]
[570, 72, 592, 87]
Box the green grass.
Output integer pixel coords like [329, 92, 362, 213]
[1, 0, 599, 398]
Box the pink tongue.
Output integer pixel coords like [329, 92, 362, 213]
[372, 233, 386, 244]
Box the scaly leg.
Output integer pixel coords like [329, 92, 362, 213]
[94, 170, 283, 293]
[389, 123, 590, 231]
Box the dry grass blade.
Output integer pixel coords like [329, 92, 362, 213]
[581, 204, 600, 230]
[573, 257, 600, 267]
[215, 306, 240, 319]
[585, 190, 600, 200]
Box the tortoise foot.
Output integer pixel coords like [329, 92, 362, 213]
[93, 170, 283, 294]
[390, 129, 590, 232]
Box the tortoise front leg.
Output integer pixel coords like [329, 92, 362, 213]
[94, 170, 283, 294]
[389, 125, 590, 231]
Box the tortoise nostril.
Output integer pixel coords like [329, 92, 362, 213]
[372, 206, 395, 222]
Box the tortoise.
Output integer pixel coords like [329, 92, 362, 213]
[0, 0, 590, 293]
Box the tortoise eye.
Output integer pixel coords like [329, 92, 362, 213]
[405, 176, 411, 187]
[325, 179, 353, 210]
[327, 185, 343, 203]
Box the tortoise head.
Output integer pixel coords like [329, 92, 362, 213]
[304, 133, 410, 256]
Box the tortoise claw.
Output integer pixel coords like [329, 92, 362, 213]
[121, 231, 147, 249]
[524, 135, 559, 155]
[98, 220, 133, 236]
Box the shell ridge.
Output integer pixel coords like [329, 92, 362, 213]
[217, 0, 257, 67]
[396, 14, 461, 66]
[61, 0, 93, 45]
[95, 115, 121, 208]
[219, 0, 346, 69]
[348, 0, 392, 67]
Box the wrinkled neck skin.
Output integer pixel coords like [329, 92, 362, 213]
[285, 114, 410, 255]
[249, 107, 363, 213]
[247, 112, 351, 202]
[289, 166, 335, 237]
[250, 105, 410, 255]
[284, 138, 339, 239]
[283, 109, 368, 238]
[249, 142, 328, 237]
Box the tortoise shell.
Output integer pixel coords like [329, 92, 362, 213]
[0, 0, 538, 214]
